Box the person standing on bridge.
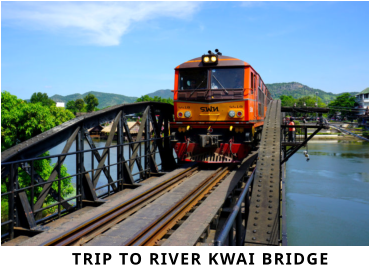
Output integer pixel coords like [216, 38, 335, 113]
[288, 117, 295, 142]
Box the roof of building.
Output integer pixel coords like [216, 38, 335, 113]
[357, 87, 369, 95]
[88, 125, 104, 132]
[101, 120, 153, 134]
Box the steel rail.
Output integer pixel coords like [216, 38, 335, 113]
[125, 165, 235, 246]
[43, 166, 198, 246]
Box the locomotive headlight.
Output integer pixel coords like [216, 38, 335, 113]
[184, 111, 191, 118]
[228, 110, 236, 118]
[202, 54, 218, 64]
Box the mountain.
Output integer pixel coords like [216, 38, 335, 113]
[47, 83, 359, 109]
[146, 89, 173, 99]
[143, 83, 359, 102]
[50, 91, 137, 109]
[265, 82, 359, 102]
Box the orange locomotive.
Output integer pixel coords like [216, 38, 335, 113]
[171, 50, 272, 163]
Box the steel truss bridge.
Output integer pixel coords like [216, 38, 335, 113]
[1, 101, 329, 246]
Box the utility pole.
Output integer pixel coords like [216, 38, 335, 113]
[315, 92, 319, 120]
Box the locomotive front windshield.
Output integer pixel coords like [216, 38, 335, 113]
[179, 68, 244, 90]
[179, 69, 208, 90]
[210, 68, 244, 89]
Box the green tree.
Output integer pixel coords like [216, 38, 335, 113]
[135, 95, 174, 105]
[30, 92, 55, 107]
[1, 91, 75, 220]
[84, 93, 99, 112]
[280, 95, 296, 107]
[66, 100, 76, 112]
[1, 92, 75, 151]
[75, 98, 85, 112]
[328, 93, 356, 117]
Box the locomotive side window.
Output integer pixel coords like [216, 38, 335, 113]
[179, 69, 207, 90]
[250, 72, 254, 94]
[210, 68, 244, 89]
[258, 87, 265, 117]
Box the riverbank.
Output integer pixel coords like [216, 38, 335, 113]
[306, 134, 363, 140]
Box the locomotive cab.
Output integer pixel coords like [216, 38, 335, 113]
[171, 50, 271, 163]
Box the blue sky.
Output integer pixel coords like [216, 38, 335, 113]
[2, 1, 369, 100]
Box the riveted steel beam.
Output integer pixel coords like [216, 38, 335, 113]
[245, 100, 281, 246]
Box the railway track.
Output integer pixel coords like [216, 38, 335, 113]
[43, 166, 199, 246]
[43, 164, 238, 246]
[125, 166, 234, 246]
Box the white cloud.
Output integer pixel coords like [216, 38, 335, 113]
[2, 2, 201, 46]
[239, 1, 266, 8]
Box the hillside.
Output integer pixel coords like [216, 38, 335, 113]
[46, 83, 359, 109]
[146, 89, 173, 99]
[50, 91, 137, 109]
[265, 82, 358, 102]
[143, 83, 359, 102]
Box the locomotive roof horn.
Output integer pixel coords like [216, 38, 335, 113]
[215, 49, 222, 55]
[207, 49, 222, 56]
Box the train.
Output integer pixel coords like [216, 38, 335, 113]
[170, 50, 272, 163]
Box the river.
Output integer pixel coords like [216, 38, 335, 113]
[286, 140, 369, 246]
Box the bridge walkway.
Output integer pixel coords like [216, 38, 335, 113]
[6, 154, 258, 246]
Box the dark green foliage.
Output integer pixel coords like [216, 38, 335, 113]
[75, 98, 85, 112]
[84, 93, 99, 112]
[280, 95, 326, 108]
[136, 95, 173, 105]
[1, 91, 75, 152]
[1, 91, 75, 220]
[363, 130, 369, 139]
[66, 100, 76, 112]
[328, 93, 356, 117]
[30, 92, 56, 107]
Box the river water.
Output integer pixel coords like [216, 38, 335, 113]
[286, 140, 369, 246]
[49, 139, 164, 197]
[49, 139, 369, 245]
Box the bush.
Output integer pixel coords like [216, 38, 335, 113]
[363, 130, 369, 139]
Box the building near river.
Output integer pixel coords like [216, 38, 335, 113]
[355, 87, 369, 115]
[55, 102, 65, 108]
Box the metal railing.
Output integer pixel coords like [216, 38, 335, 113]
[214, 168, 256, 246]
[1, 136, 173, 241]
[281, 125, 308, 144]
